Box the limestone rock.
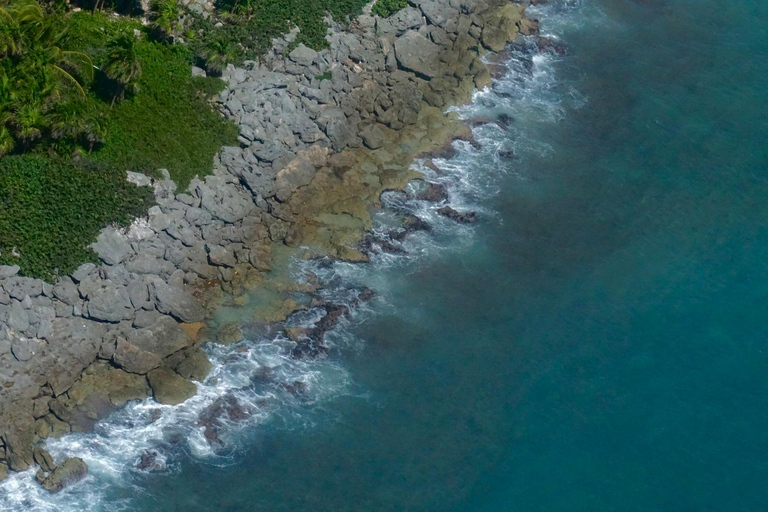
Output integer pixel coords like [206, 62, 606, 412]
[394, 31, 442, 79]
[170, 347, 212, 382]
[85, 282, 134, 323]
[90, 229, 132, 266]
[216, 323, 243, 345]
[147, 367, 197, 405]
[33, 446, 55, 472]
[41, 457, 88, 493]
[113, 315, 192, 374]
[151, 279, 206, 323]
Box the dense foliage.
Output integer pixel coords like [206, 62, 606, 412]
[371, 0, 407, 18]
[0, 3, 236, 278]
[0, 155, 154, 279]
[91, 41, 237, 189]
[0, 0, 99, 155]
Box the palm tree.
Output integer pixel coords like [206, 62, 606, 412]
[103, 32, 142, 101]
[1, 1, 93, 95]
[0, 0, 96, 151]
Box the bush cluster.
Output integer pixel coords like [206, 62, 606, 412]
[371, 0, 408, 18]
[91, 41, 238, 190]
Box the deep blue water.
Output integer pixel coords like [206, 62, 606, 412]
[5, 0, 766, 510]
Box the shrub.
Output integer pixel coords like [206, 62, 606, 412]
[372, 0, 407, 18]
[0, 155, 155, 280]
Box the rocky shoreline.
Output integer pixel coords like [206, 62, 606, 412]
[0, 0, 541, 489]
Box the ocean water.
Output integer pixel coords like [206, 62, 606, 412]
[3, 0, 767, 510]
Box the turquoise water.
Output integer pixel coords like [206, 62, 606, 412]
[125, 1, 766, 510]
[130, 0, 768, 510]
[7, 0, 766, 510]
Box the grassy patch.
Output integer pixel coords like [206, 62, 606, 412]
[191, 0, 368, 72]
[371, 0, 408, 18]
[0, 155, 155, 280]
[91, 41, 238, 190]
[315, 71, 333, 81]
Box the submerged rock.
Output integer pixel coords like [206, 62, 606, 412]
[136, 449, 166, 473]
[437, 206, 478, 224]
[198, 394, 253, 445]
[216, 323, 244, 345]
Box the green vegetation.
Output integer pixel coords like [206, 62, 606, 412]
[0, 0, 99, 155]
[91, 41, 237, 189]
[315, 71, 332, 82]
[190, 0, 368, 73]
[0, 2, 236, 278]
[371, 0, 408, 18]
[0, 0, 373, 278]
[0, 155, 154, 279]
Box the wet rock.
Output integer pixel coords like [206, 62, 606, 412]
[198, 394, 252, 445]
[0, 462, 9, 482]
[33, 446, 55, 472]
[216, 323, 243, 345]
[536, 36, 568, 55]
[40, 457, 88, 493]
[416, 182, 449, 202]
[360, 124, 386, 149]
[147, 367, 197, 406]
[437, 206, 478, 223]
[136, 449, 166, 472]
[114, 316, 192, 374]
[291, 303, 349, 359]
[283, 380, 308, 397]
[391, 214, 433, 242]
[169, 347, 212, 382]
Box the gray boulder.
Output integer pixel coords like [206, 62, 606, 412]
[85, 282, 134, 323]
[113, 315, 192, 374]
[53, 278, 80, 305]
[4, 277, 43, 300]
[0, 265, 20, 278]
[71, 263, 96, 283]
[147, 367, 197, 405]
[360, 124, 386, 149]
[150, 279, 206, 323]
[289, 44, 319, 67]
[394, 31, 442, 78]
[91, 229, 132, 266]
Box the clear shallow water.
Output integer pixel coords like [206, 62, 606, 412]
[5, 0, 767, 509]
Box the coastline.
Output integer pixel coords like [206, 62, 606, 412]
[0, 0, 540, 489]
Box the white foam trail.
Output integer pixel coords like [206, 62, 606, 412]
[0, 3, 585, 509]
